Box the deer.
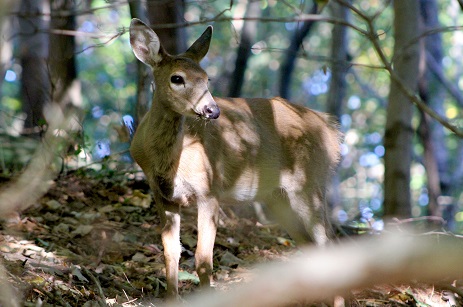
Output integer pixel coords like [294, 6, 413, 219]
[128, 18, 342, 298]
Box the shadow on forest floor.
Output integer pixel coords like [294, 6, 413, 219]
[0, 171, 456, 306]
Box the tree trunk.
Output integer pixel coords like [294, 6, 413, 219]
[228, 0, 261, 97]
[326, 0, 349, 209]
[383, 1, 420, 218]
[418, 0, 455, 225]
[146, 0, 186, 54]
[278, 3, 317, 99]
[417, 110, 442, 216]
[49, 0, 82, 126]
[19, 0, 50, 133]
[128, 0, 152, 126]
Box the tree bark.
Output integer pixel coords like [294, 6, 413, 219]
[146, 0, 186, 54]
[49, 0, 83, 127]
[326, 0, 349, 209]
[383, 1, 420, 218]
[228, 0, 261, 97]
[19, 0, 50, 133]
[417, 111, 441, 217]
[418, 0, 456, 225]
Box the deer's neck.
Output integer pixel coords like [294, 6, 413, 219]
[146, 98, 185, 197]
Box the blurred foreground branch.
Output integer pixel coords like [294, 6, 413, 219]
[168, 234, 463, 307]
[0, 104, 73, 217]
[0, 259, 19, 307]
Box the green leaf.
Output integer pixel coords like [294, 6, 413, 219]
[178, 271, 200, 284]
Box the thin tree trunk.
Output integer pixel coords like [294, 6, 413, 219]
[128, 0, 152, 126]
[278, 4, 317, 100]
[49, 0, 82, 129]
[420, 0, 449, 189]
[417, 111, 441, 216]
[326, 0, 349, 209]
[419, 0, 455, 225]
[0, 2, 15, 97]
[146, 0, 186, 54]
[383, 1, 420, 218]
[228, 0, 261, 97]
[19, 0, 50, 134]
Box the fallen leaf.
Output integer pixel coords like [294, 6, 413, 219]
[71, 225, 94, 237]
[111, 231, 125, 243]
[129, 190, 152, 208]
[276, 236, 294, 247]
[98, 205, 115, 213]
[45, 199, 62, 210]
[178, 271, 199, 284]
[82, 300, 101, 307]
[71, 265, 89, 282]
[181, 234, 197, 249]
[53, 223, 71, 234]
[132, 252, 150, 263]
[220, 251, 244, 267]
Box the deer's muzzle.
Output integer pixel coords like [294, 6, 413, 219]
[202, 103, 220, 119]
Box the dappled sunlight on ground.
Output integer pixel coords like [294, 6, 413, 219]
[0, 171, 458, 306]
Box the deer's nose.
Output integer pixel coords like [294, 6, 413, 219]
[203, 104, 220, 119]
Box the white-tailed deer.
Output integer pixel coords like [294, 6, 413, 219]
[129, 18, 342, 298]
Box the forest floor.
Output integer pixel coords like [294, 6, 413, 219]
[0, 170, 460, 306]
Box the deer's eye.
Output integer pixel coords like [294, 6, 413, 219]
[171, 75, 184, 85]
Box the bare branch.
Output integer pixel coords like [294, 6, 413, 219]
[74, 31, 124, 54]
[388, 68, 463, 137]
[426, 51, 463, 109]
[358, 6, 463, 138]
[394, 25, 463, 64]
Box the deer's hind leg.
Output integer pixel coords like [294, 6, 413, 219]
[195, 197, 219, 288]
[266, 186, 333, 246]
[265, 189, 313, 246]
[288, 185, 334, 246]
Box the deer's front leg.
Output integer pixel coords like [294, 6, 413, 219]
[195, 198, 219, 288]
[161, 206, 181, 298]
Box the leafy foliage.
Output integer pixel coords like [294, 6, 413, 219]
[1, 1, 463, 228]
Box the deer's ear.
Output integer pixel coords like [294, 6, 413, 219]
[184, 26, 212, 63]
[130, 18, 166, 66]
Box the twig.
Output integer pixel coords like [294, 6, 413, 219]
[394, 25, 463, 64]
[437, 283, 463, 300]
[35, 284, 72, 307]
[387, 65, 463, 138]
[83, 267, 107, 307]
[389, 216, 446, 226]
[75, 31, 124, 54]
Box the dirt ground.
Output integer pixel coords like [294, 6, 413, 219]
[0, 170, 460, 306]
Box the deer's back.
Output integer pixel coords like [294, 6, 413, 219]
[182, 96, 341, 203]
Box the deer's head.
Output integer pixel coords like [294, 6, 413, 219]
[129, 19, 220, 120]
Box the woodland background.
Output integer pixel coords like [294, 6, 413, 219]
[1, 0, 463, 306]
